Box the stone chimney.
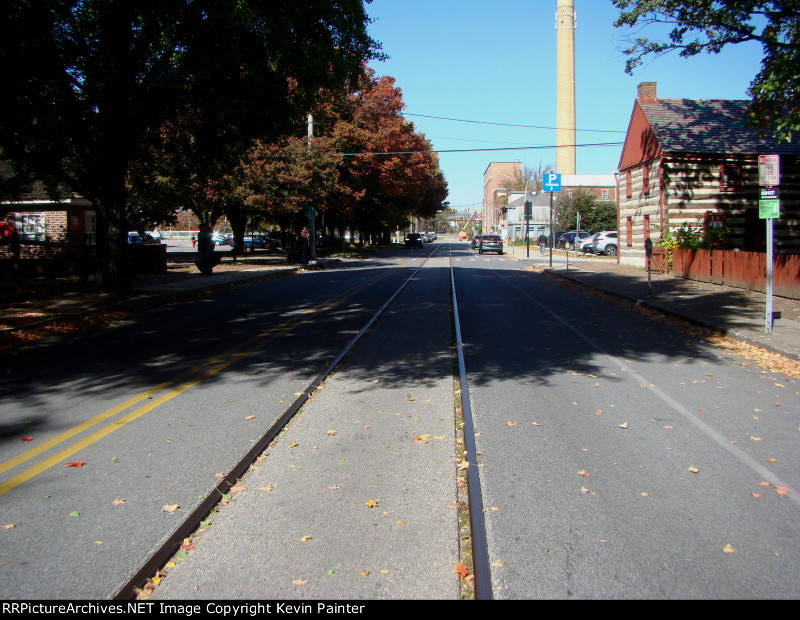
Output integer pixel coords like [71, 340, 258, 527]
[637, 82, 658, 103]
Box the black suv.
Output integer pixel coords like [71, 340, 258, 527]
[404, 233, 424, 248]
[478, 234, 503, 255]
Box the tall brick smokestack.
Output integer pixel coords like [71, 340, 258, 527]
[556, 0, 576, 175]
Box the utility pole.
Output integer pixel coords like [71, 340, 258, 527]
[307, 114, 317, 261]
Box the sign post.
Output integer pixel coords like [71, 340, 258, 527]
[306, 207, 318, 261]
[543, 173, 562, 268]
[758, 155, 780, 334]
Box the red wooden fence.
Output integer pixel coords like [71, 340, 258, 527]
[672, 249, 800, 300]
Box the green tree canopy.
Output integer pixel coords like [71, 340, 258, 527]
[0, 0, 381, 290]
[613, 0, 800, 140]
[556, 190, 616, 234]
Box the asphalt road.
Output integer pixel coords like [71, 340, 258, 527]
[0, 241, 797, 600]
[454, 248, 800, 599]
[0, 251, 424, 599]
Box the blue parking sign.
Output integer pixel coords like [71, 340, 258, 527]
[543, 173, 562, 192]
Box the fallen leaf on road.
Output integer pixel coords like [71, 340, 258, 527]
[774, 486, 789, 496]
[327, 430, 337, 436]
[578, 470, 590, 477]
[214, 472, 226, 478]
[2, 524, 15, 529]
[365, 500, 378, 508]
[65, 461, 86, 468]
[112, 499, 126, 506]
[532, 422, 542, 426]
[750, 436, 763, 441]
[19, 436, 34, 442]
[291, 579, 308, 586]
[229, 485, 247, 493]
[300, 536, 312, 542]
[454, 563, 470, 578]
[580, 487, 590, 494]
[406, 397, 415, 401]
[759, 481, 772, 486]
[723, 544, 736, 554]
[360, 570, 370, 577]
[663, 425, 674, 430]
[641, 492, 650, 497]
[505, 421, 518, 427]
[457, 460, 470, 471]
[594, 410, 604, 415]
[162, 504, 179, 513]
[619, 422, 628, 429]
[688, 466, 700, 474]
[752, 493, 763, 498]
[245, 416, 255, 420]
[328, 486, 340, 491]
[767, 458, 778, 462]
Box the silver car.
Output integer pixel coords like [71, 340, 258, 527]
[586, 231, 618, 256]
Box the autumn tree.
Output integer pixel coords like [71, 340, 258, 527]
[330, 71, 448, 244]
[236, 135, 341, 249]
[613, 0, 800, 140]
[0, 1, 380, 291]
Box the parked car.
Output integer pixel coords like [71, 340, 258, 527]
[231, 234, 279, 251]
[404, 233, 424, 248]
[470, 235, 484, 250]
[577, 234, 596, 253]
[422, 232, 434, 243]
[127, 231, 142, 244]
[556, 230, 591, 249]
[478, 234, 503, 255]
[585, 231, 618, 256]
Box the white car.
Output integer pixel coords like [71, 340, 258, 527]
[586, 231, 618, 256]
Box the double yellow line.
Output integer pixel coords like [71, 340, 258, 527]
[0, 264, 407, 496]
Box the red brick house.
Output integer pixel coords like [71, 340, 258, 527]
[618, 82, 800, 267]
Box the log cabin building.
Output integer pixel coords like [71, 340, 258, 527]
[618, 82, 800, 267]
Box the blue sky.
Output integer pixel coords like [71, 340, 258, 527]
[364, 0, 765, 211]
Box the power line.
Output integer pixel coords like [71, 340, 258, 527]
[328, 142, 623, 157]
[402, 112, 626, 134]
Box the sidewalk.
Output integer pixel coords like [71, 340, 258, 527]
[506, 249, 800, 361]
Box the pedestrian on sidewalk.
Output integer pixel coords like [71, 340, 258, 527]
[195, 225, 220, 274]
[538, 234, 548, 255]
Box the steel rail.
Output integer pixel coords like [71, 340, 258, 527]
[449, 245, 493, 600]
[114, 244, 443, 599]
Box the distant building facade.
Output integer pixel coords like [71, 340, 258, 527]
[483, 162, 521, 232]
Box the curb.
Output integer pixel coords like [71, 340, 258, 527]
[543, 268, 800, 362]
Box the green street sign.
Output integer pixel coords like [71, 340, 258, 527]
[759, 199, 780, 219]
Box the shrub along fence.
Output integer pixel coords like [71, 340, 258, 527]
[672, 249, 800, 300]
